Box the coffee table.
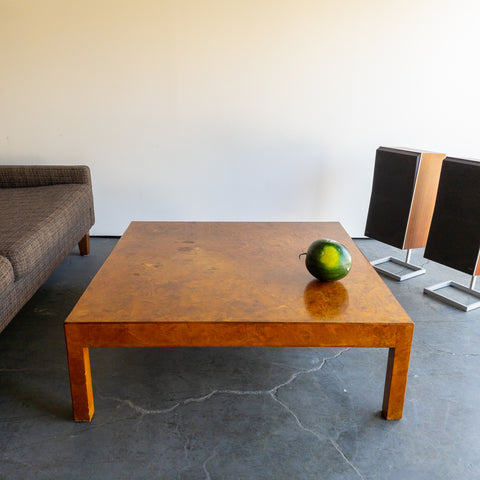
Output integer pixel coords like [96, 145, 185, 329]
[65, 221, 413, 421]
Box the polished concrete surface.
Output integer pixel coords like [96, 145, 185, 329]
[1, 237, 479, 479]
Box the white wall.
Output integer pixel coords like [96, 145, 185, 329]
[1, 0, 480, 236]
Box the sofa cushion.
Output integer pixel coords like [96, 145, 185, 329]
[0, 256, 14, 295]
[0, 184, 94, 280]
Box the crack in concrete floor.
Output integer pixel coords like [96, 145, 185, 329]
[101, 348, 365, 479]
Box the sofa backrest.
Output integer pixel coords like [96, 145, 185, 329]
[0, 166, 91, 188]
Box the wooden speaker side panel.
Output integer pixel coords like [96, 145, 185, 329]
[403, 152, 446, 249]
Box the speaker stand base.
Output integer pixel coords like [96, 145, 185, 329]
[424, 278, 480, 312]
[371, 251, 426, 282]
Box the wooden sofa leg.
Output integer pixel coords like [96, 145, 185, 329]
[78, 234, 90, 256]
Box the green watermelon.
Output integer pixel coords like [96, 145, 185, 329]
[301, 239, 352, 282]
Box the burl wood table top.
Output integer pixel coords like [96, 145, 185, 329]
[65, 221, 412, 327]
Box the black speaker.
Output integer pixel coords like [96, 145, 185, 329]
[365, 147, 445, 250]
[423, 157, 480, 311]
[364, 147, 445, 281]
[424, 157, 480, 276]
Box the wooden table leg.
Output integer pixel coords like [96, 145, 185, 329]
[382, 325, 414, 420]
[78, 233, 90, 256]
[65, 327, 95, 421]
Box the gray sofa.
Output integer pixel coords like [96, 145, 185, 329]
[0, 165, 95, 334]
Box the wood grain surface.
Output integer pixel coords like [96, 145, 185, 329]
[66, 222, 412, 326]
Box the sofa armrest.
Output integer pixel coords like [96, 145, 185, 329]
[0, 166, 92, 188]
[0, 255, 14, 295]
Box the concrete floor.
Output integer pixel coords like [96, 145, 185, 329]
[1, 236, 479, 479]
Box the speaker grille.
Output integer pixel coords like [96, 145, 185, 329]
[365, 147, 420, 249]
[424, 157, 480, 275]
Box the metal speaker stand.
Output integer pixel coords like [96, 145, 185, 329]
[371, 249, 426, 282]
[424, 275, 480, 312]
